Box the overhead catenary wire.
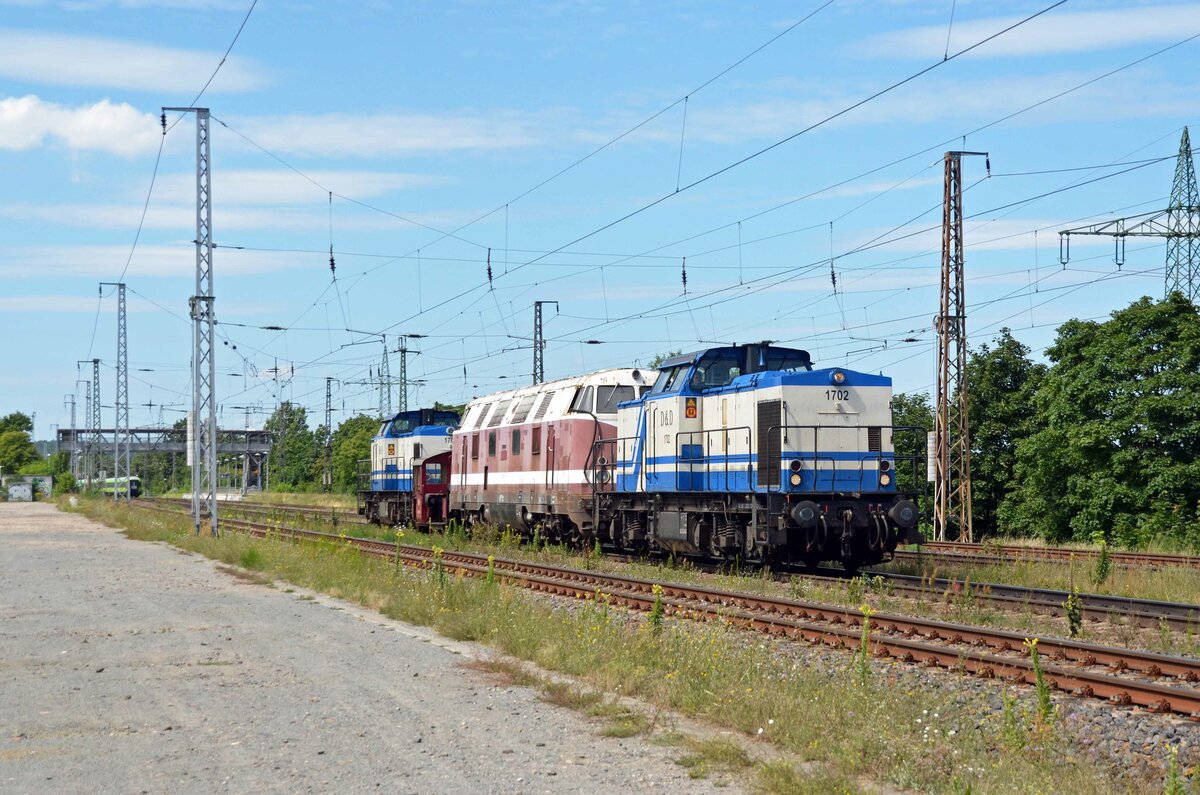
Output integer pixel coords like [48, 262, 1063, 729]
[108, 9, 1200, 427]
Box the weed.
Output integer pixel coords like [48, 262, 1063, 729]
[676, 737, 751, 781]
[485, 554, 496, 586]
[600, 710, 652, 738]
[787, 575, 806, 601]
[755, 760, 854, 795]
[855, 604, 874, 684]
[1064, 588, 1083, 638]
[1000, 692, 1026, 750]
[432, 546, 446, 589]
[1024, 637, 1056, 727]
[1093, 540, 1111, 586]
[239, 547, 264, 570]
[1164, 744, 1188, 795]
[847, 575, 866, 605]
[1159, 617, 1174, 652]
[649, 583, 665, 633]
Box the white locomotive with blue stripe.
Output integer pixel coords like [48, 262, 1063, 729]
[358, 407, 460, 527]
[592, 342, 922, 570]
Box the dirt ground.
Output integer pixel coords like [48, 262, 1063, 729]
[0, 503, 738, 794]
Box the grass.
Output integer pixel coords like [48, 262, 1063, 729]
[213, 502, 1200, 654]
[876, 553, 1200, 607]
[240, 492, 357, 510]
[73, 497, 1179, 794]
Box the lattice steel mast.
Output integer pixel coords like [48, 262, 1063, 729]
[378, 336, 392, 418]
[90, 359, 101, 486]
[165, 106, 218, 535]
[101, 282, 130, 500]
[532, 301, 557, 384]
[397, 342, 408, 414]
[65, 393, 77, 478]
[1059, 128, 1200, 302]
[933, 151, 986, 542]
[323, 377, 333, 491]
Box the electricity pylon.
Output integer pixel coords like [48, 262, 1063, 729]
[1059, 127, 1200, 302]
[933, 151, 986, 542]
[164, 106, 218, 536]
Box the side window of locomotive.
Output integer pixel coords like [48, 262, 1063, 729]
[471, 433, 480, 459]
[571, 386, 594, 413]
[512, 428, 521, 455]
[595, 385, 634, 414]
[488, 431, 497, 457]
[532, 426, 542, 455]
[426, 463, 443, 484]
[650, 365, 687, 395]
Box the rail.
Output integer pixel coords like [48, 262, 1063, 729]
[131, 500, 1200, 719]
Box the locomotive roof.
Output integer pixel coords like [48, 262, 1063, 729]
[658, 342, 812, 372]
[463, 367, 653, 406]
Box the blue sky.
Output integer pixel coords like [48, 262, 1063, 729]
[3, 0, 1200, 439]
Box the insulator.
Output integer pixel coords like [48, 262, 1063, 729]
[681, 257, 687, 293]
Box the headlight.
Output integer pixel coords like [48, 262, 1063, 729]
[879, 459, 891, 472]
[879, 473, 892, 487]
[789, 459, 802, 473]
[831, 370, 846, 385]
[789, 473, 802, 487]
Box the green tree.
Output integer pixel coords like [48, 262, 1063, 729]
[966, 329, 1047, 537]
[1001, 294, 1200, 547]
[0, 430, 38, 472]
[0, 412, 33, 435]
[264, 402, 317, 489]
[433, 400, 467, 417]
[890, 391, 933, 496]
[647, 350, 683, 369]
[330, 414, 380, 492]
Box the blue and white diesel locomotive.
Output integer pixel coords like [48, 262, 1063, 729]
[591, 342, 922, 570]
[357, 407, 459, 526]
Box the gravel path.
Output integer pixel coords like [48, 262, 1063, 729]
[0, 503, 738, 795]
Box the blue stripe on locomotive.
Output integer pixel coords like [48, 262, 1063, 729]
[370, 425, 453, 494]
[614, 367, 897, 495]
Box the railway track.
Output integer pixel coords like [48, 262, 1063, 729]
[849, 570, 1200, 633]
[167, 499, 1200, 571]
[897, 541, 1200, 571]
[134, 501, 1200, 718]
[169, 499, 1200, 632]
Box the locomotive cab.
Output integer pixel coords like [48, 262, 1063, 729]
[358, 408, 459, 527]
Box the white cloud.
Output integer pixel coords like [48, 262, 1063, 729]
[0, 28, 266, 92]
[0, 95, 160, 156]
[858, 4, 1200, 60]
[231, 110, 548, 157]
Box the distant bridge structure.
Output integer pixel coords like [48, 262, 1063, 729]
[57, 427, 272, 456]
[57, 427, 273, 494]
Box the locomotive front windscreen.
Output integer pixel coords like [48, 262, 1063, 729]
[764, 349, 812, 372]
